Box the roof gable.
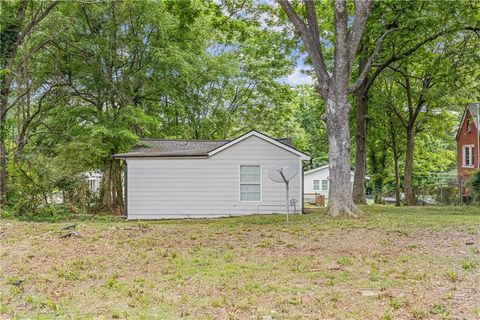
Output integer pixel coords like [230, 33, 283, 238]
[113, 130, 310, 160]
[304, 165, 370, 180]
[207, 130, 310, 160]
[304, 165, 329, 175]
[456, 103, 480, 140]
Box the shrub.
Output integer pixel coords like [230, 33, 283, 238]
[469, 170, 480, 204]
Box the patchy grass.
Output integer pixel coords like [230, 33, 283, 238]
[1, 205, 479, 319]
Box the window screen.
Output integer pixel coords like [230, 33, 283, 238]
[240, 165, 261, 201]
[464, 146, 474, 166]
[322, 180, 328, 190]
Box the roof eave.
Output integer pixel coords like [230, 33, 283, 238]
[112, 153, 209, 159]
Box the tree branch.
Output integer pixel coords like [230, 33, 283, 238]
[277, 0, 330, 95]
[13, 1, 59, 50]
[364, 29, 452, 91]
[349, 27, 399, 93]
[348, 0, 373, 64]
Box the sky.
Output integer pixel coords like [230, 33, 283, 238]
[280, 55, 315, 86]
[283, 65, 314, 86]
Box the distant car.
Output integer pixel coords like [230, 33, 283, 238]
[381, 196, 398, 204]
[417, 197, 438, 205]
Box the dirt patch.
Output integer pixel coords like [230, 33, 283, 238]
[1, 209, 479, 319]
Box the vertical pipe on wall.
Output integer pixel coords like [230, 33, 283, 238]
[123, 160, 128, 218]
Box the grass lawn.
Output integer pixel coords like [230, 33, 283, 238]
[1, 205, 480, 319]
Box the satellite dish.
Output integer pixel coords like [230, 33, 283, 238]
[268, 162, 299, 222]
[268, 162, 298, 183]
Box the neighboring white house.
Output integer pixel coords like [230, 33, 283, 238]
[85, 171, 103, 194]
[304, 165, 365, 199]
[113, 130, 310, 219]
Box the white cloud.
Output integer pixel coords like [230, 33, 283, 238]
[283, 67, 314, 86]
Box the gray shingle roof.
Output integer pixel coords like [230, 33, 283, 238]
[467, 103, 479, 128]
[456, 103, 480, 140]
[113, 136, 293, 158]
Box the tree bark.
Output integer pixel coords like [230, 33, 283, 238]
[391, 129, 401, 207]
[352, 87, 368, 204]
[370, 149, 387, 204]
[404, 128, 416, 205]
[102, 158, 124, 213]
[103, 159, 113, 212]
[277, 0, 374, 217]
[393, 152, 401, 206]
[325, 97, 361, 217]
[352, 42, 369, 205]
[114, 159, 123, 211]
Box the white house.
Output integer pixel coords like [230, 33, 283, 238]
[304, 165, 362, 199]
[113, 130, 310, 219]
[85, 171, 103, 194]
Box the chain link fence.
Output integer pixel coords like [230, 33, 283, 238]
[372, 172, 479, 206]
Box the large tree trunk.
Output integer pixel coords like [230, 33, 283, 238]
[404, 128, 416, 205]
[114, 159, 123, 212]
[388, 117, 401, 206]
[352, 42, 368, 205]
[370, 149, 387, 204]
[352, 88, 368, 204]
[103, 158, 124, 213]
[325, 96, 361, 218]
[393, 146, 401, 207]
[278, 0, 373, 218]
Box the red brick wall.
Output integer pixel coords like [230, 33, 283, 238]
[457, 109, 479, 180]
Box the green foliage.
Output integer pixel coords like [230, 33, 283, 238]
[470, 170, 480, 200]
[2, 0, 479, 215]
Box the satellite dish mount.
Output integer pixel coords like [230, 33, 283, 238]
[268, 162, 299, 222]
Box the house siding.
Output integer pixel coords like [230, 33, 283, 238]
[304, 167, 354, 198]
[126, 135, 303, 219]
[457, 109, 479, 180]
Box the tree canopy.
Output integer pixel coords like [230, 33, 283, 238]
[1, 0, 479, 216]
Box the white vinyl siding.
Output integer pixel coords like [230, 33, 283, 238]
[240, 165, 261, 201]
[304, 166, 355, 199]
[126, 135, 303, 218]
[321, 179, 328, 190]
[313, 180, 320, 191]
[463, 145, 474, 167]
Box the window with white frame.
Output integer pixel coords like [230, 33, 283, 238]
[463, 145, 474, 167]
[240, 165, 261, 201]
[321, 179, 329, 190]
[313, 180, 320, 190]
[466, 118, 471, 132]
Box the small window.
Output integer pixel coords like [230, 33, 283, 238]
[321, 180, 328, 191]
[466, 119, 471, 132]
[313, 180, 320, 190]
[240, 165, 261, 201]
[463, 145, 474, 167]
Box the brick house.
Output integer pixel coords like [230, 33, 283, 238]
[456, 103, 480, 194]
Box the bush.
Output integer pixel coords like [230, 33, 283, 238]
[7, 155, 102, 218]
[2, 203, 73, 222]
[468, 170, 480, 204]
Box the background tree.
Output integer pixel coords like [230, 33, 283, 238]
[0, 0, 58, 208]
[277, 0, 399, 217]
[351, 0, 480, 204]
